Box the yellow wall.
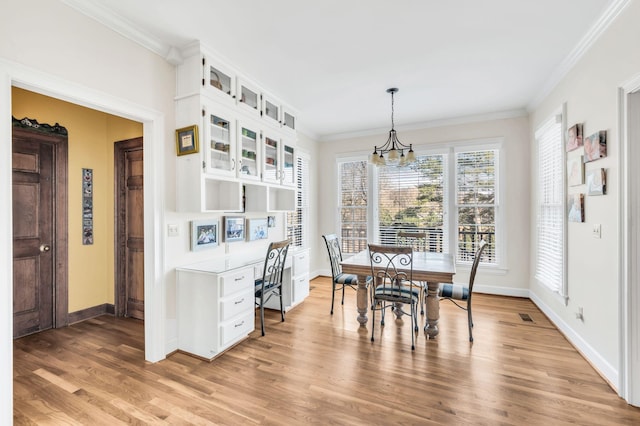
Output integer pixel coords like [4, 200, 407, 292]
[12, 87, 143, 313]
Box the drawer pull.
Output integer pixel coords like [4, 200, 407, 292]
[234, 276, 245, 281]
[234, 298, 245, 305]
[234, 320, 245, 328]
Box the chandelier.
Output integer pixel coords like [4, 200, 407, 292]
[370, 88, 416, 166]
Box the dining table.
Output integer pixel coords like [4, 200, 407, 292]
[340, 249, 456, 338]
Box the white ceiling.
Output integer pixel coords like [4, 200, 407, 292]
[63, 0, 618, 140]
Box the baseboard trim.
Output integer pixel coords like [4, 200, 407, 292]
[68, 303, 115, 324]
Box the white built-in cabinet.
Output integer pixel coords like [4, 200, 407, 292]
[176, 263, 255, 360]
[175, 42, 298, 213]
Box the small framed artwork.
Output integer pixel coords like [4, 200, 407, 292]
[566, 123, 583, 152]
[567, 156, 584, 187]
[247, 218, 268, 241]
[584, 130, 607, 163]
[223, 216, 245, 242]
[568, 193, 585, 223]
[175, 124, 199, 156]
[586, 168, 606, 196]
[267, 215, 276, 228]
[191, 220, 219, 251]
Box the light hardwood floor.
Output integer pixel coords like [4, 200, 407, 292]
[14, 276, 640, 425]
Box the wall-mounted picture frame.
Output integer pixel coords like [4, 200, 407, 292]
[176, 124, 199, 156]
[568, 193, 585, 223]
[587, 168, 606, 196]
[191, 219, 219, 251]
[584, 130, 607, 162]
[267, 215, 276, 228]
[566, 123, 583, 152]
[223, 216, 245, 242]
[567, 156, 584, 187]
[247, 218, 268, 241]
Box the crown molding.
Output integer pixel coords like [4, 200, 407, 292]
[528, 0, 631, 111]
[61, 0, 179, 63]
[318, 109, 528, 142]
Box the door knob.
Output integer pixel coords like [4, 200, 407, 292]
[39, 244, 51, 253]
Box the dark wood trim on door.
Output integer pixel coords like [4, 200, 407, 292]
[12, 117, 69, 329]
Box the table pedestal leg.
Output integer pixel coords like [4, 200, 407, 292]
[356, 275, 369, 326]
[424, 281, 440, 338]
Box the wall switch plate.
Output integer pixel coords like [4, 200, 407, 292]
[167, 224, 179, 237]
[592, 224, 601, 239]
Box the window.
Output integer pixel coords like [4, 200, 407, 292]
[455, 149, 498, 264]
[535, 113, 566, 296]
[287, 155, 309, 248]
[338, 160, 368, 254]
[377, 155, 446, 252]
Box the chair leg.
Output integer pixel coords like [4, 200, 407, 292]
[420, 284, 425, 315]
[260, 296, 266, 336]
[341, 283, 346, 305]
[371, 300, 376, 342]
[280, 290, 285, 322]
[411, 303, 416, 350]
[331, 281, 336, 315]
[467, 301, 473, 343]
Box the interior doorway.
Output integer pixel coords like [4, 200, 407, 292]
[114, 137, 144, 320]
[12, 119, 68, 338]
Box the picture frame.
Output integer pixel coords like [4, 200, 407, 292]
[584, 130, 607, 163]
[190, 219, 219, 251]
[267, 215, 276, 228]
[223, 216, 245, 242]
[567, 156, 584, 187]
[175, 124, 199, 156]
[566, 123, 583, 152]
[568, 193, 585, 223]
[586, 168, 606, 196]
[247, 218, 268, 241]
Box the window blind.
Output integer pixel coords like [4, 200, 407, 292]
[287, 155, 308, 248]
[535, 114, 565, 295]
[455, 150, 497, 264]
[377, 155, 446, 252]
[339, 161, 368, 254]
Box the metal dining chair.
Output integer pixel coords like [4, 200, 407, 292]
[255, 239, 291, 336]
[439, 240, 487, 342]
[396, 230, 428, 315]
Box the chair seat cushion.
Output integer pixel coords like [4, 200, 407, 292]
[439, 283, 469, 300]
[374, 284, 420, 302]
[334, 273, 359, 284]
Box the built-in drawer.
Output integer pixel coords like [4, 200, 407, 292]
[293, 273, 309, 303]
[220, 290, 254, 322]
[220, 267, 253, 297]
[292, 250, 309, 276]
[220, 312, 254, 347]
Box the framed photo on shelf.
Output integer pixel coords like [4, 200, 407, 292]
[175, 124, 199, 156]
[190, 220, 219, 251]
[223, 216, 245, 242]
[247, 218, 268, 241]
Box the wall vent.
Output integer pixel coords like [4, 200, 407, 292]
[519, 313, 534, 322]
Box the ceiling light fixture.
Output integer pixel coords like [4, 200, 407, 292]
[370, 88, 416, 166]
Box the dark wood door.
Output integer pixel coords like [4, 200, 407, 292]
[115, 138, 144, 320]
[13, 131, 56, 337]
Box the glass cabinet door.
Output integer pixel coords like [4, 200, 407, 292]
[206, 107, 236, 176]
[262, 133, 279, 184]
[237, 78, 260, 116]
[281, 141, 296, 187]
[208, 62, 234, 100]
[238, 120, 260, 180]
[262, 95, 280, 126]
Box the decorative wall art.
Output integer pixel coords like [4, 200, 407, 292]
[568, 193, 585, 223]
[82, 168, 94, 245]
[584, 130, 607, 162]
[567, 156, 584, 187]
[190, 220, 219, 251]
[223, 216, 245, 242]
[267, 215, 276, 228]
[586, 168, 606, 196]
[247, 218, 268, 241]
[566, 123, 583, 152]
[175, 124, 199, 156]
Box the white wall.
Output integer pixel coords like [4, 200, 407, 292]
[317, 115, 532, 294]
[529, 0, 640, 390]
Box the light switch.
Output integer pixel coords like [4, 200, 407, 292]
[167, 224, 179, 237]
[592, 224, 601, 239]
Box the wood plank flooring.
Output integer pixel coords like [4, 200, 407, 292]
[14, 276, 640, 425]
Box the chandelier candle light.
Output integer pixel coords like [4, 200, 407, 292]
[370, 88, 416, 166]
